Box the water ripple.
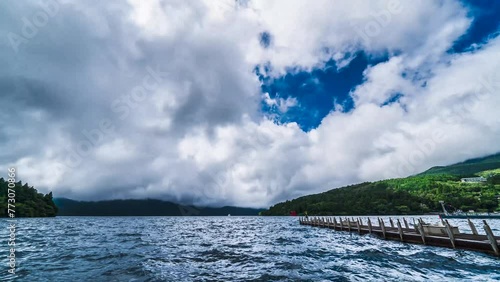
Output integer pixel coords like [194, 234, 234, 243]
[0, 216, 499, 281]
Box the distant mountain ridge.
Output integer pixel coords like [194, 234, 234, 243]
[54, 198, 263, 216]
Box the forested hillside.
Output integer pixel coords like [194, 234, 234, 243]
[263, 153, 500, 216]
[0, 178, 58, 217]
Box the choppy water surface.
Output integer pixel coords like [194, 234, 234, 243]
[0, 216, 499, 281]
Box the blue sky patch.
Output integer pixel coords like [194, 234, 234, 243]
[450, 0, 500, 52]
[256, 52, 388, 131]
[259, 32, 272, 48]
[382, 93, 404, 107]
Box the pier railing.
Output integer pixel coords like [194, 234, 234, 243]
[299, 216, 500, 257]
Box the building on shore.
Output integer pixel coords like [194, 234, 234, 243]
[460, 177, 487, 183]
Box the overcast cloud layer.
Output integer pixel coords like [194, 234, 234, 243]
[1, 0, 499, 208]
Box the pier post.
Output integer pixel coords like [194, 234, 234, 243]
[444, 220, 456, 249]
[483, 220, 500, 256]
[403, 218, 409, 229]
[367, 218, 373, 234]
[416, 219, 426, 245]
[356, 219, 361, 234]
[379, 218, 386, 239]
[359, 218, 363, 226]
[347, 218, 351, 232]
[333, 217, 337, 229]
[468, 219, 478, 235]
[396, 219, 404, 241]
[389, 218, 394, 228]
[339, 217, 343, 231]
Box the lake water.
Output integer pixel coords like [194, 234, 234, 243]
[1, 216, 499, 281]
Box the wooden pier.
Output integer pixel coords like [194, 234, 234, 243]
[299, 216, 500, 257]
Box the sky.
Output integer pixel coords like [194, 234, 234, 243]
[0, 0, 499, 208]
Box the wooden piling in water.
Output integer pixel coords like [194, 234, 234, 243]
[416, 219, 426, 245]
[468, 219, 478, 236]
[444, 219, 456, 249]
[483, 220, 499, 256]
[397, 219, 404, 241]
[379, 218, 386, 239]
